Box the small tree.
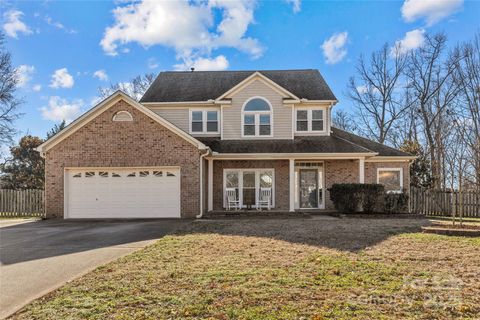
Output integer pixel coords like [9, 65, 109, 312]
[46, 120, 66, 139]
[0, 135, 44, 189]
[399, 139, 433, 188]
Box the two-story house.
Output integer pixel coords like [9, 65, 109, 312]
[37, 69, 414, 219]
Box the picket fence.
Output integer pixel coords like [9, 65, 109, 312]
[410, 187, 480, 217]
[0, 189, 45, 217]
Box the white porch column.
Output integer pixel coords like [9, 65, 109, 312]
[289, 159, 295, 212]
[359, 158, 365, 183]
[208, 158, 213, 211]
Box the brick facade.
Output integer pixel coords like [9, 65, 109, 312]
[324, 160, 360, 209]
[365, 161, 410, 191]
[44, 98, 202, 218]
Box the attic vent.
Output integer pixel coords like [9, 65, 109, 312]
[113, 111, 133, 122]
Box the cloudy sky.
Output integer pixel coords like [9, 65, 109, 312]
[2, 0, 478, 140]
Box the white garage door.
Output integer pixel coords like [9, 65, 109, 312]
[65, 168, 181, 219]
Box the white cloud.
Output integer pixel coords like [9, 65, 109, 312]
[32, 84, 42, 92]
[15, 65, 35, 88]
[174, 55, 229, 71]
[44, 15, 77, 34]
[40, 96, 83, 123]
[50, 68, 74, 89]
[401, 0, 463, 26]
[285, 0, 301, 13]
[100, 0, 263, 68]
[148, 58, 159, 69]
[93, 69, 108, 81]
[356, 85, 368, 94]
[2, 10, 32, 38]
[392, 28, 425, 56]
[321, 31, 348, 64]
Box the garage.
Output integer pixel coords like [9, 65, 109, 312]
[65, 167, 181, 219]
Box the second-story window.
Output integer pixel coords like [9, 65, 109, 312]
[190, 110, 219, 134]
[242, 97, 272, 137]
[295, 108, 325, 133]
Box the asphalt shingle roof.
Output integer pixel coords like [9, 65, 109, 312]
[197, 128, 411, 156]
[140, 69, 337, 102]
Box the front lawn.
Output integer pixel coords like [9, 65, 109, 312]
[12, 218, 480, 319]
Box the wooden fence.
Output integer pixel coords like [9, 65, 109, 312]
[0, 189, 44, 218]
[410, 187, 480, 217]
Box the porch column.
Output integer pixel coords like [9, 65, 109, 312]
[359, 158, 365, 183]
[208, 158, 213, 211]
[289, 159, 295, 212]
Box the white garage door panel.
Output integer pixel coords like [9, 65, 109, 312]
[66, 168, 180, 218]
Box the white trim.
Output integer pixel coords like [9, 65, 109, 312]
[241, 96, 274, 138]
[209, 153, 377, 160]
[365, 156, 416, 162]
[216, 71, 300, 101]
[294, 107, 327, 134]
[189, 108, 220, 135]
[295, 161, 325, 210]
[289, 159, 295, 212]
[207, 158, 213, 211]
[37, 91, 207, 153]
[359, 159, 365, 183]
[377, 167, 403, 193]
[112, 110, 133, 122]
[223, 169, 275, 209]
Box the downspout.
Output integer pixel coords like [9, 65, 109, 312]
[197, 148, 211, 218]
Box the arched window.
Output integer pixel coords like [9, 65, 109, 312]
[112, 111, 133, 122]
[242, 97, 272, 137]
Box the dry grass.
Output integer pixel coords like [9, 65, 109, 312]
[12, 217, 480, 319]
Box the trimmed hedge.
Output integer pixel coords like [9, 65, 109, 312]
[328, 184, 409, 213]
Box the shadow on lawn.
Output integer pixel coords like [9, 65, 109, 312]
[181, 216, 432, 252]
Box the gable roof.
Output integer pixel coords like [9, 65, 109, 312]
[36, 91, 208, 153]
[140, 69, 337, 103]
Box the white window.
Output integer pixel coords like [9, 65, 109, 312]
[377, 168, 403, 193]
[295, 108, 325, 133]
[189, 110, 219, 134]
[113, 111, 133, 122]
[242, 97, 272, 137]
[223, 169, 275, 208]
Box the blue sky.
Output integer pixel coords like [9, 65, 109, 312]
[2, 0, 479, 141]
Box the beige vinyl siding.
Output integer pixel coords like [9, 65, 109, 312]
[152, 107, 221, 137]
[223, 79, 292, 140]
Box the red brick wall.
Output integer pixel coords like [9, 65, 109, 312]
[44, 98, 201, 218]
[212, 160, 289, 210]
[324, 160, 359, 209]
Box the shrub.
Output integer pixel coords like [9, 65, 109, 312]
[384, 190, 409, 213]
[329, 184, 409, 213]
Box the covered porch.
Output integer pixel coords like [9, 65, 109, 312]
[206, 155, 368, 213]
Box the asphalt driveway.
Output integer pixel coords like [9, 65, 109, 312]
[0, 219, 184, 319]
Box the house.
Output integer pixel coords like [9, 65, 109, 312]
[36, 70, 414, 219]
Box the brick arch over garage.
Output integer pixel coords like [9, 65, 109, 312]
[44, 98, 201, 218]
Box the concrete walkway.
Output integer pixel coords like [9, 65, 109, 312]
[0, 219, 183, 319]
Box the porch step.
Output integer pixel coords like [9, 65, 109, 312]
[203, 210, 334, 219]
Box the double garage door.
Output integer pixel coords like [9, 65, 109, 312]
[65, 167, 181, 219]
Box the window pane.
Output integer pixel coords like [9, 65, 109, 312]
[192, 111, 202, 121]
[244, 98, 270, 111]
[243, 172, 255, 187]
[260, 171, 273, 188]
[207, 122, 218, 132]
[244, 125, 255, 136]
[296, 110, 307, 120]
[207, 111, 217, 121]
[312, 109, 323, 120]
[259, 114, 270, 124]
[259, 125, 271, 135]
[192, 122, 203, 132]
[297, 121, 308, 131]
[378, 170, 401, 192]
[244, 114, 255, 124]
[312, 120, 324, 131]
[226, 172, 239, 188]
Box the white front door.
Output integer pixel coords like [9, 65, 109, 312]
[65, 167, 181, 219]
[224, 169, 274, 208]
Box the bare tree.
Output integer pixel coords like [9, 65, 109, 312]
[98, 73, 156, 101]
[331, 109, 358, 132]
[0, 32, 22, 150]
[347, 43, 408, 144]
[403, 32, 462, 189]
[451, 32, 480, 190]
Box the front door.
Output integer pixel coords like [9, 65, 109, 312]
[299, 169, 318, 208]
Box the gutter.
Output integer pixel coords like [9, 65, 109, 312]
[197, 148, 211, 218]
